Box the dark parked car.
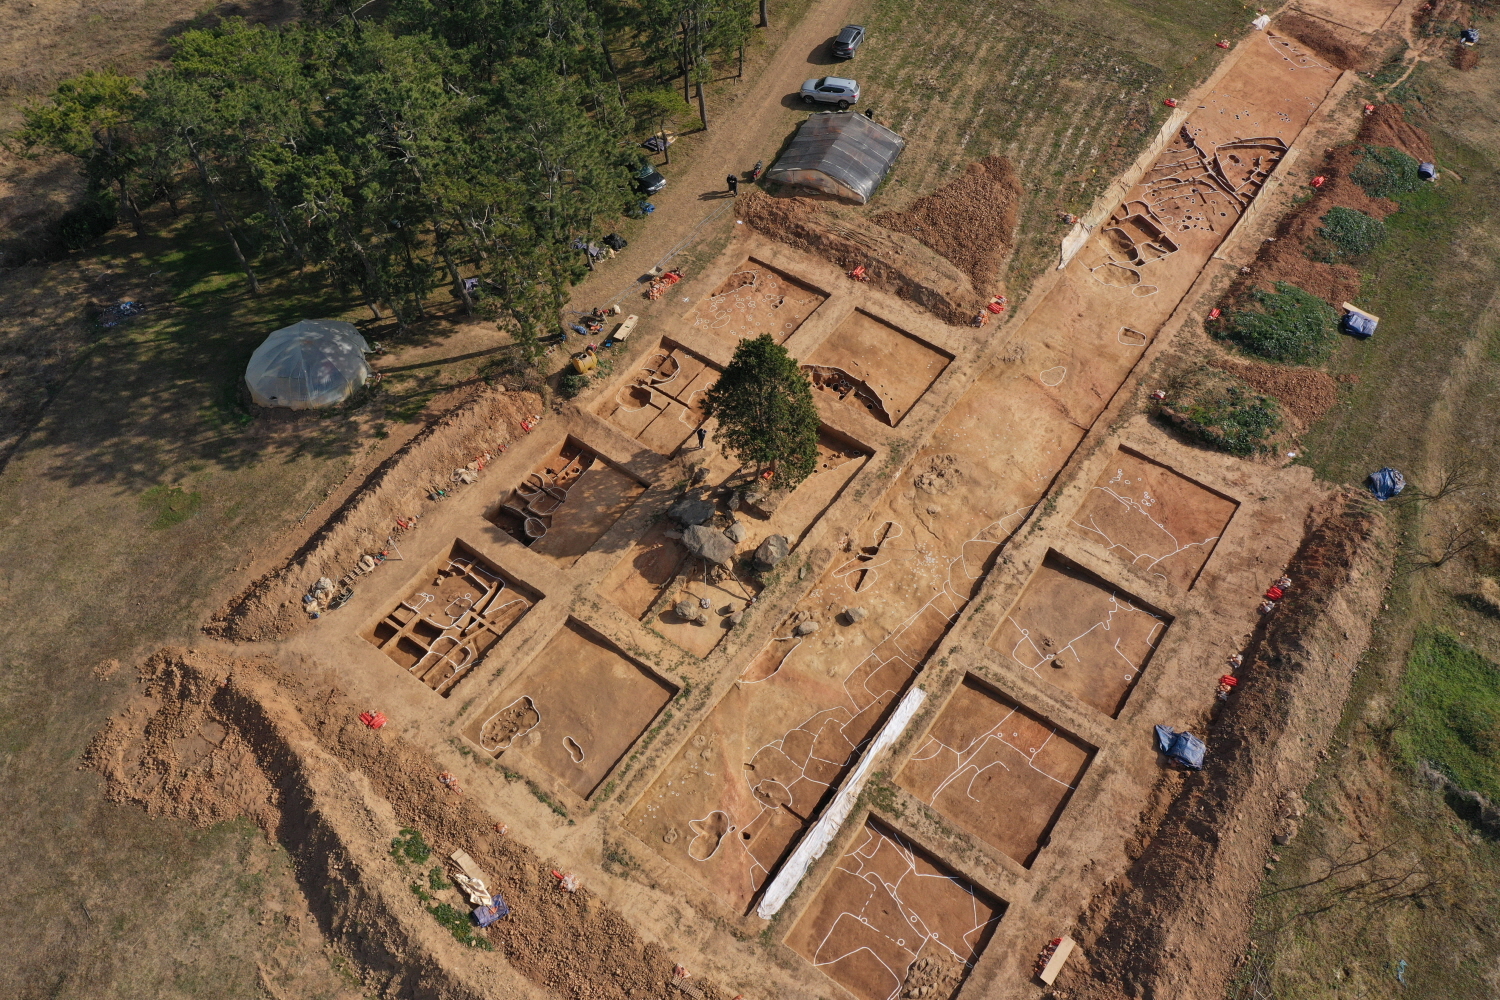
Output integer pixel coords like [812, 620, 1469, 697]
[831, 25, 865, 59]
[634, 162, 667, 195]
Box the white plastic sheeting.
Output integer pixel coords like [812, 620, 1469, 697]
[246, 319, 371, 409]
[755, 684, 927, 920]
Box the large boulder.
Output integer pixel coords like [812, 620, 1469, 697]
[668, 496, 716, 527]
[682, 523, 737, 566]
[754, 534, 790, 571]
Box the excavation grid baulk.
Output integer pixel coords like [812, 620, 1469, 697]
[786, 819, 1004, 1000]
[1070, 447, 1239, 590]
[690, 258, 828, 343]
[898, 676, 1094, 867]
[599, 339, 718, 456]
[361, 541, 537, 696]
[462, 621, 676, 798]
[488, 438, 645, 566]
[803, 309, 952, 426]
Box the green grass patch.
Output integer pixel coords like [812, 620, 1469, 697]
[1398, 630, 1500, 802]
[1161, 367, 1284, 457]
[390, 827, 432, 865]
[139, 485, 203, 529]
[1217, 282, 1339, 365]
[1352, 144, 1426, 199]
[1315, 206, 1387, 261]
[426, 900, 493, 949]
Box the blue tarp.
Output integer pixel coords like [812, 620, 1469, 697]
[1155, 725, 1206, 770]
[1342, 311, 1378, 338]
[1367, 467, 1406, 501]
[474, 895, 510, 927]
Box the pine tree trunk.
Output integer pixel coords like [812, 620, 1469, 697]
[760, 0, 768, 28]
[697, 81, 708, 130]
[185, 137, 258, 295]
[117, 178, 147, 237]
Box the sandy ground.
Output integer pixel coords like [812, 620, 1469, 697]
[29, 4, 1424, 1000]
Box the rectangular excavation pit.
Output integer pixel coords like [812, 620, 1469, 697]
[598, 339, 719, 456]
[360, 541, 538, 696]
[690, 257, 828, 344]
[898, 676, 1094, 867]
[462, 621, 676, 798]
[487, 437, 646, 566]
[624, 573, 921, 913]
[599, 425, 869, 659]
[987, 551, 1171, 718]
[786, 819, 1004, 1000]
[803, 309, 952, 426]
[1069, 447, 1238, 590]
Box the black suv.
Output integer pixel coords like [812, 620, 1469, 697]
[831, 25, 865, 59]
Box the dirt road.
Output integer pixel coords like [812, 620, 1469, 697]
[564, 0, 860, 313]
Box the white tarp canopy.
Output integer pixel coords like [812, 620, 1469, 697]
[246, 319, 372, 409]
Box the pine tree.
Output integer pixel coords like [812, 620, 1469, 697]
[702, 334, 820, 486]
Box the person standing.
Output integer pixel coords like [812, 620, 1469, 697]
[695, 427, 708, 450]
[726, 174, 739, 196]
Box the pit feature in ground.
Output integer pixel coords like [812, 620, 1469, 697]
[462, 620, 675, 798]
[691, 258, 827, 343]
[803, 309, 952, 426]
[899, 675, 1093, 867]
[786, 819, 1004, 1000]
[598, 339, 718, 455]
[988, 551, 1170, 718]
[1070, 447, 1238, 590]
[488, 437, 645, 565]
[362, 541, 537, 696]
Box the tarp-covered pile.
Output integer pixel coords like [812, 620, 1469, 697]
[1155, 725, 1206, 770]
[246, 319, 372, 409]
[766, 112, 906, 204]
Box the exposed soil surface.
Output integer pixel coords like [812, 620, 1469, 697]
[898, 676, 1093, 867]
[206, 386, 541, 642]
[1276, 12, 1372, 71]
[737, 190, 983, 326]
[1214, 360, 1342, 428]
[1233, 104, 1434, 308]
[1068, 447, 1240, 591]
[873, 155, 1022, 292]
[802, 309, 952, 427]
[85, 647, 731, 1000]
[1054, 494, 1392, 1000]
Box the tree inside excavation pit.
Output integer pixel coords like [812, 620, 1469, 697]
[702, 333, 820, 486]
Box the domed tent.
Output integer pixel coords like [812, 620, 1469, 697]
[765, 112, 905, 204]
[245, 319, 372, 409]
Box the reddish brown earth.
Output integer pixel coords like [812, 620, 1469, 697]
[874, 155, 1022, 292]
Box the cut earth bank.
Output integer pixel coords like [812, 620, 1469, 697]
[92, 11, 1405, 1000]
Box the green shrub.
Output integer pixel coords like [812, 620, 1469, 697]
[1351, 144, 1424, 199]
[390, 828, 431, 865]
[1160, 368, 1284, 457]
[428, 866, 452, 892]
[557, 371, 590, 398]
[1217, 282, 1339, 364]
[1316, 206, 1387, 260]
[1398, 631, 1500, 803]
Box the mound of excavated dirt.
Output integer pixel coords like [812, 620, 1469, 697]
[86, 648, 728, 1000]
[873, 155, 1021, 290]
[1054, 494, 1392, 1000]
[738, 190, 983, 326]
[1276, 13, 1370, 70]
[1231, 105, 1433, 309]
[206, 386, 541, 643]
[1215, 360, 1341, 427]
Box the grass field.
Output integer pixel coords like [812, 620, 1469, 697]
[1239, 41, 1500, 1000]
[838, 0, 1248, 293]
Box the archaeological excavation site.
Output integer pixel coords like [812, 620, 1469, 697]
[78, 10, 1429, 1000]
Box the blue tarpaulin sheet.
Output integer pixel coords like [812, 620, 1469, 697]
[474, 895, 510, 927]
[1341, 312, 1377, 338]
[1155, 725, 1206, 770]
[1367, 467, 1406, 501]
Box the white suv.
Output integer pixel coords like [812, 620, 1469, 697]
[799, 77, 860, 109]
